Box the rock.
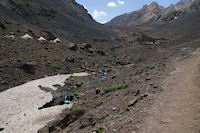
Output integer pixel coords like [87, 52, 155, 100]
[96, 50, 105, 56]
[128, 97, 138, 107]
[80, 115, 96, 128]
[20, 62, 37, 74]
[112, 129, 117, 132]
[96, 88, 101, 94]
[84, 61, 90, 67]
[117, 59, 131, 65]
[132, 131, 136, 133]
[153, 85, 158, 88]
[1, 80, 8, 85]
[112, 107, 116, 111]
[4, 35, 15, 39]
[38, 126, 49, 133]
[0, 21, 6, 29]
[88, 48, 94, 53]
[66, 57, 75, 63]
[135, 89, 140, 96]
[68, 43, 78, 51]
[145, 77, 151, 80]
[40, 30, 56, 41]
[80, 43, 92, 49]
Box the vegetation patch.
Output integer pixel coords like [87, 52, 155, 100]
[71, 107, 85, 117]
[98, 128, 104, 133]
[131, 57, 137, 64]
[104, 82, 129, 93]
[74, 87, 81, 93]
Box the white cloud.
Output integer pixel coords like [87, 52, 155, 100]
[118, 0, 125, 5]
[100, 20, 108, 24]
[107, 2, 117, 7]
[92, 10, 107, 19]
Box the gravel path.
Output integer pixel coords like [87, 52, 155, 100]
[0, 72, 89, 133]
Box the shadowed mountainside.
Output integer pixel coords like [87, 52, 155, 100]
[0, 0, 113, 42]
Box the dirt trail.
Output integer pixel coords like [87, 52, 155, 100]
[140, 50, 200, 133]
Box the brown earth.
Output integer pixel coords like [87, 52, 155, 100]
[140, 49, 200, 133]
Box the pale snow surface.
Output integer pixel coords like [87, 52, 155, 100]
[0, 72, 89, 133]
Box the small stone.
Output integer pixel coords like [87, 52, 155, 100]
[112, 129, 117, 132]
[68, 43, 78, 51]
[145, 77, 151, 80]
[128, 97, 138, 107]
[96, 88, 101, 94]
[112, 107, 116, 111]
[153, 85, 158, 88]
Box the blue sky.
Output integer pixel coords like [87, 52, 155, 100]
[76, 0, 180, 23]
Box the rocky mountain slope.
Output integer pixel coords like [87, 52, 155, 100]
[106, 0, 199, 27]
[0, 0, 200, 133]
[0, 0, 113, 42]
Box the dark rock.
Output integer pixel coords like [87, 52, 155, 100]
[88, 48, 94, 53]
[96, 88, 101, 94]
[117, 59, 131, 65]
[137, 34, 156, 44]
[145, 77, 151, 81]
[153, 85, 158, 88]
[135, 89, 140, 96]
[68, 43, 78, 51]
[80, 115, 96, 128]
[38, 126, 49, 133]
[66, 57, 75, 63]
[128, 97, 138, 107]
[20, 62, 37, 74]
[40, 30, 56, 41]
[95, 50, 105, 56]
[0, 21, 6, 29]
[139, 93, 149, 100]
[79, 43, 92, 50]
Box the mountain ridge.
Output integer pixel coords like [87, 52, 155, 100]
[106, 0, 199, 27]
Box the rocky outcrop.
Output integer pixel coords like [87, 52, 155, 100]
[106, 2, 165, 27]
[106, 0, 198, 27]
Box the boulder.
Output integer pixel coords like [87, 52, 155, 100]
[40, 30, 56, 41]
[20, 62, 37, 74]
[68, 43, 78, 51]
[38, 126, 49, 133]
[79, 43, 92, 49]
[95, 50, 105, 56]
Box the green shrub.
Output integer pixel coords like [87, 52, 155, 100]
[74, 88, 81, 93]
[98, 128, 104, 133]
[56, 85, 64, 90]
[71, 107, 85, 116]
[104, 82, 129, 93]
